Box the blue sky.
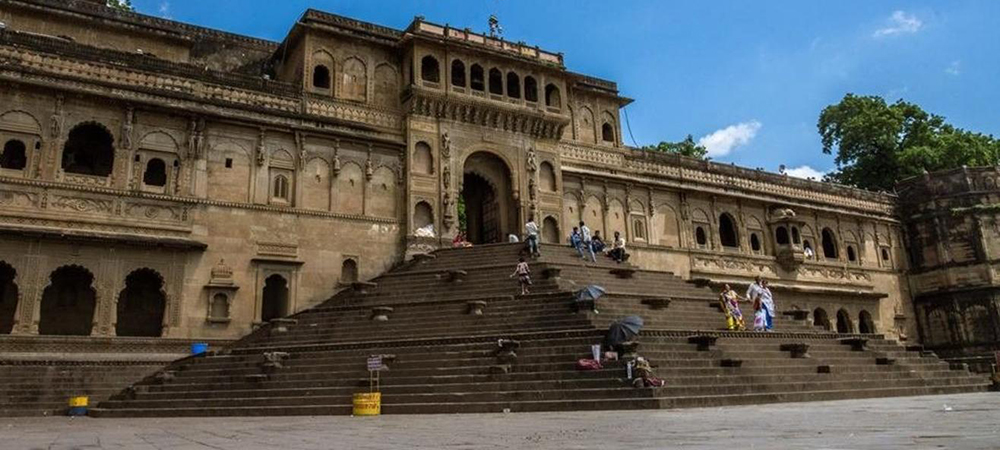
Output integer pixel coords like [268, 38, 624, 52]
[131, 1, 1000, 179]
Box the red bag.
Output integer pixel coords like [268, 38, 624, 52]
[576, 358, 603, 371]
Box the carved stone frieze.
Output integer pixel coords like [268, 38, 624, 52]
[50, 195, 114, 214]
[0, 190, 37, 208]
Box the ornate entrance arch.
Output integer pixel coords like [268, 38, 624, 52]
[461, 151, 518, 244]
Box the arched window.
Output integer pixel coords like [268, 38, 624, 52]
[775, 226, 789, 245]
[859, 310, 875, 334]
[488, 68, 503, 95]
[836, 309, 852, 333]
[524, 76, 538, 102]
[750, 233, 762, 252]
[312, 65, 331, 89]
[813, 308, 829, 330]
[261, 274, 288, 322]
[881, 248, 890, 261]
[718, 214, 739, 248]
[341, 259, 359, 284]
[413, 141, 433, 175]
[451, 60, 466, 87]
[506, 71, 520, 98]
[539, 161, 556, 191]
[39, 266, 97, 336]
[545, 84, 561, 108]
[542, 216, 560, 244]
[273, 175, 289, 201]
[470, 64, 485, 91]
[421, 55, 440, 83]
[601, 123, 615, 142]
[142, 158, 167, 187]
[791, 226, 801, 244]
[633, 219, 646, 241]
[821, 228, 838, 259]
[209, 293, 230, 322]
[414, 201, 434, 231]
[0, 261, 18, 334]
[695, 226, 707, 246]
[62, 123, 114, 176]
[116, 268, 166, 337]
[847, 245, 857, 262]
[0, 139, 27, 170]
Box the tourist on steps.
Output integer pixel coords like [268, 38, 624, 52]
[525, 216, 540, 258]
[570, 227, 582, 251]
[578, 221, 596, 262]
[510, 257, 532, 296]
[591, 231, 606, 253]
[759, 279, 775, 331]
[719, 284, 745, 331]
[609, 231, 627, 263]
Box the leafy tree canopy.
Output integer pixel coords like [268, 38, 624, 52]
[819, 94, 1000, 191]
[640, 134, 709, 159]
[106, 0, 134, 12]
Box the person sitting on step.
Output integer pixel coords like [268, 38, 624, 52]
[591, 231, 606, 253]
[609, 231, 628, 263]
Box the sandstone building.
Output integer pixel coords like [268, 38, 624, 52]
[0, 0, 992, 364]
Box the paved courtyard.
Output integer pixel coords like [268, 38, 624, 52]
[2, 393, 998, 450]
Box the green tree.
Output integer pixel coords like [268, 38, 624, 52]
[641, 134, 709, 159]
[106, 0, 134, 11]
[818, 94, 1000, 191]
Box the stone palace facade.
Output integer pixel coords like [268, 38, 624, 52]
[0, 0, 991, 361]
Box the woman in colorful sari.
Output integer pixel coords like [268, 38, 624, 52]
[718, 284, 745, 331]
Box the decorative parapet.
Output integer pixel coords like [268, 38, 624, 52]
[407, 88, 567, 139]
[305, 97, 402, 131]
[559, 143, 897, 217]
[1, 33, 403, 139]
[409, 18, 564, 67]
[690, 253, 875, 289]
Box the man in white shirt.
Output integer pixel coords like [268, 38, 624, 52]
[578, 221, 596, 262]
[524, 216, 540, 257]
[610, 231, 627, 263]
[746, 276, 763, 303]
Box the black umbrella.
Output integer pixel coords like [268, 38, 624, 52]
[605, 315, 644, 349]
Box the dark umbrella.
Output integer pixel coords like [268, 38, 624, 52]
[605, 315, 644, 349]
[575, 285, 606, 304]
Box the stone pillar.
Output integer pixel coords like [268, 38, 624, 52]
[12, 246, 43, 335]
[92, 248, 119, 337]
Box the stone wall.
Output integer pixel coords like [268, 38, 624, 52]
[898, 167, 1000, 358]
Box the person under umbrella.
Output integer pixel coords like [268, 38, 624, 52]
[574, 285, 605, 314]
[604, 315, 644, 352]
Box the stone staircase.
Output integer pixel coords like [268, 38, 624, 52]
[0, 336, 221, 417]
[89, 243, 991, 417]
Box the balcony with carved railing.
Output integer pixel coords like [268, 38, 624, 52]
[558, 142, 897, 217]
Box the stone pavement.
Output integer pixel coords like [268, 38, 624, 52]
[2, 393, 998, 450]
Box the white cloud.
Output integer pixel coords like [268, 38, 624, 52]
[698, 121, 762, 158]
[945, 60, 961, 76]
[784, 165, 826, 180]
[158, 1, 171, 18]
[873, 11, 922, 38]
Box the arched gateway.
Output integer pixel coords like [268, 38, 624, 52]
[461, 152, 518, 244]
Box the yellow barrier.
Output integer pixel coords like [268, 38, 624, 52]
[68, 396, 88, 408]
[353, 392, 381, 416]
